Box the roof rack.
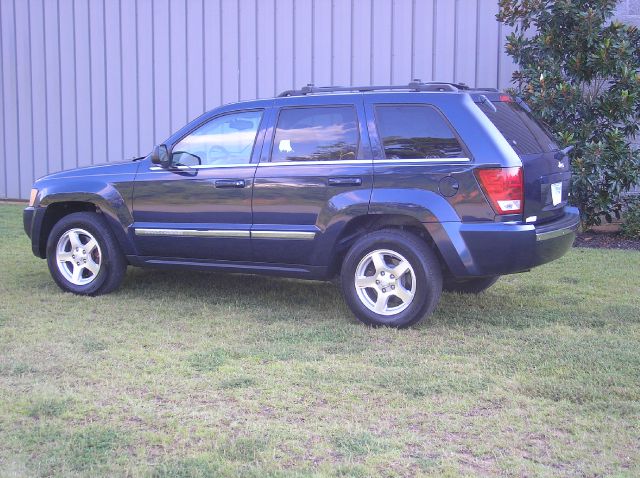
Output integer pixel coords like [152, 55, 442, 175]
[277, 79, 470, 97]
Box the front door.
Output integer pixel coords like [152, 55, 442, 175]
[251, 97, 373, 267]
[131, 109, 265, 261]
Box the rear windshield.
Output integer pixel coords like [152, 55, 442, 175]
[479, 100, 558, 155]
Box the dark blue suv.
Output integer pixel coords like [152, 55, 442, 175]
[23, 81, 579, 327]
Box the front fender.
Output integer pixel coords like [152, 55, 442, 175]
[35, 178, 136, 256]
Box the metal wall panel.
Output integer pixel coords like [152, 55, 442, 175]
[1, 0, 520, 199]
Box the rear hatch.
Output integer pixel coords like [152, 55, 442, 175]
[473, 93, 570, 224]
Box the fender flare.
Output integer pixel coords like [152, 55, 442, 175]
[368, 188, 461, 223]
[322, 188, 467, 276]
[36, 181, 136, 256]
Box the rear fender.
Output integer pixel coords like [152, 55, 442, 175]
[368, 188, 473, 275]
[369, 188, 461, 223]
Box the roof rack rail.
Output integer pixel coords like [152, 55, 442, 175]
[277, 79, 469, 97]
[469, 87, 500, 92]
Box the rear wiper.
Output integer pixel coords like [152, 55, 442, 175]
[555, 145, 574, 160]
[131, 155, 147, 162]
[478, 94, 497, 113]
[515, 96, 532, 112]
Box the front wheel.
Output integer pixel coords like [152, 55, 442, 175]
[340, 229, 442, 328]
[46, 212, 127, 295]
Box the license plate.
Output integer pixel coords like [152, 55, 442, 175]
[551, 182, 562, 206]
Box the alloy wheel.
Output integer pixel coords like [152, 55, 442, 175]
[55, 228, 102, 286]
[354, 248, 416, 315]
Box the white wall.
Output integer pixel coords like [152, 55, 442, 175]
[1, 0, 520, 199]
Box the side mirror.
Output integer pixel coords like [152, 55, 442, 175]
[151, 144, 171, 168]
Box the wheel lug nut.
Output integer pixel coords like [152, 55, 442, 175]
[380, 271, 385, 276]
[390, 274, 395, 279]
[376, 280, 380, 284]
[82, 250, 86, 254]
[83, 259, 87, 263]
[72, 254, 75, 258]
[76, 262, 80, 266]
[382, 288, 386, 293]
[391, 285, 395, 290]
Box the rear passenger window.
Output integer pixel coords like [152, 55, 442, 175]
[375, 105, 465, 159]
[271, 106, 359, 162]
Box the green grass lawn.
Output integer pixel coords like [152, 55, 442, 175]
[1, 203, 639, 477]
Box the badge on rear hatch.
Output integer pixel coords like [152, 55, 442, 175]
[551, 182, 562, 206]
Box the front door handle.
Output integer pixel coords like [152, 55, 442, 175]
[328, 177, 362, 187]
[215, 179, 246, 188]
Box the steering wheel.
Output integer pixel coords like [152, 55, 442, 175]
[207, 145, 230, 162]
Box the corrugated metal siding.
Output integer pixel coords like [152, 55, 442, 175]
[0, 0, 518, 199]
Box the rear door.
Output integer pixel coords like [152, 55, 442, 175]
[363, 97, 481, 220]
[251, 96, 373, 267]
[475, 94, 569, 223]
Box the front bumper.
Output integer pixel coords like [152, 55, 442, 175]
[23, 206, 47, 258]
[428, 207, 580, 278]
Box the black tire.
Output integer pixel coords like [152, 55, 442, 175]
[46, 212, 127, 295]
[339, 229, 442, 328]
[443, 276, 500, 294]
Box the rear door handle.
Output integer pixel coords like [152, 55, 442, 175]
[328, 177, 362, 187]
[214, 179, 246, 188]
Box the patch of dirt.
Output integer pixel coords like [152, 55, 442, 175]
[574, 232, 640, 251]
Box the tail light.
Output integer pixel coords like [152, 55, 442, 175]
[475, 167, 523, 215]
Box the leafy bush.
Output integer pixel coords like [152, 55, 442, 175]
[621, 196, 640, 238]
[498, 0, 640, 227]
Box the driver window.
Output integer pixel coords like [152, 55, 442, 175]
[172, 110, 263, 166]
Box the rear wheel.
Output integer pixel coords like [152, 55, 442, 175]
[46, 212, 127, 295]
[443, 276, 500, 294]
[340, 229, 442, 328]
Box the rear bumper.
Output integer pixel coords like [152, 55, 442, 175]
[427, 207, 580, 278]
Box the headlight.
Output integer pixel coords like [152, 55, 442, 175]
[29, 188, 38, 207]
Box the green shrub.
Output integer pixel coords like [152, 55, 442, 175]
[498, 0, 640, 228]
[621, 196, 640, 238]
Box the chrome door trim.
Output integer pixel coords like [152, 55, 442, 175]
[251, 230, 316, 240]
[134, 228, 250, 238]
[134, 228, 316, 240]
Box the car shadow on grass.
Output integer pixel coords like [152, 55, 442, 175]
[115, 267, 595, 331]
[120, 266, 353, 324]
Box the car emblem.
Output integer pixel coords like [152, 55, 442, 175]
[558, 161, 565, 168]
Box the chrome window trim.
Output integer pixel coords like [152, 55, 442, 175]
[135, 228, 250, 238]
[258, 160, 371, 167]
[375, 157, 471, 164]
[149, 163, 255, 171]
[149, 158, 470, 170]
[257, 158, 470, 167]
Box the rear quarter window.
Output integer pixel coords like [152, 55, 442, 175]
[375, 105, 466, 159]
